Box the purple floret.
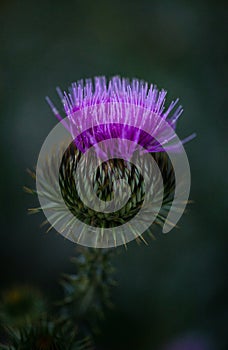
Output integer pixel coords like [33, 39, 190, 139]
[46, 76, 195, 153]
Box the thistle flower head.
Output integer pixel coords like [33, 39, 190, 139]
[33, 76, 194, 247]
[0, 286, 45, 327]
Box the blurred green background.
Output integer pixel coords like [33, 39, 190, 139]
[0, 0, 227, 349]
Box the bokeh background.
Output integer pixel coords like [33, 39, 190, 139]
[0, 0, 227, 349]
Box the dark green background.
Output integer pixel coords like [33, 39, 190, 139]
[0, 0, 227, 349]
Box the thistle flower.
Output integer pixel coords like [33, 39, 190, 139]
[0, 286, 45, 327]
[33, 76, 194, 247]
[162, 334, 212, 350]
